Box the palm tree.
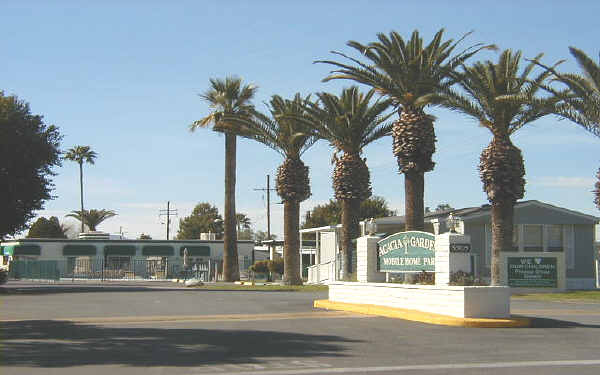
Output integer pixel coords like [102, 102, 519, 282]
[223, 94, 317, 285]
[532, 47, 600, 209]
[64, 145, 97, 233]
[191, 77, 258, 282]
[305, 87, 392, 279]
[316, 29, 493, 230]
[66, 209, 117, 232]
[236, 213, 252, 232]
[440, 50, 559, 285]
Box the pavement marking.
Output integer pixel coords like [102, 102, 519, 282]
[187, 359, 600, 374]
[0, 311, 368, 325]
[314, 299, 531, 327]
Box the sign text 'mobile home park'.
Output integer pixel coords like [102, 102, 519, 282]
[377, 231, 436, 272]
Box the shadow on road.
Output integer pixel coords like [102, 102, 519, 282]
[0, 285, 181, 295]
[527, 317, 600, 329]
[1, 320, 360, 367]
[0, 284, 326, 296]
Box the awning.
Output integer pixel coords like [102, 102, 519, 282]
[179, 246, 210, 257]
[11, 244, 41, 256]
[63, 245, 97, 256]
[142, 245, 174, 256]
[104, 245, 136, 256]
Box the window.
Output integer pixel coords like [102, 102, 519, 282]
[547, 224, 563, 252]
[524, 225, 543, 252]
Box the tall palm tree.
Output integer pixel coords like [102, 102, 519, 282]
[236, 213, 251, 232]
[66, 209, 117, 232]
[316, 29, 493, 230]
[223, 94, 318, 285]
[440, 50, 559, 285]
[532, 47, 600, 209]
[191, 77, 257, 282]
[305, 87, 392, 279]
[64, 145, 97, 233]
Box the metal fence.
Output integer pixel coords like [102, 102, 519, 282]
[8, 257, 255, 282]
[9, 258, 212, 281]
[9, 260, 61, 281]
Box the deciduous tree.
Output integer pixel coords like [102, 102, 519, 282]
[302, 196, 393, 228]
[176, 202, 223, 240]
[27, 217, 68, 238]
[0, 92, 62, 239]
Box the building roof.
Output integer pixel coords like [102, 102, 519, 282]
[299, 224, 341, 234]
[1, 238, 255, 245]
[454, 200, 599, 223]
[364, 200, 599, 226]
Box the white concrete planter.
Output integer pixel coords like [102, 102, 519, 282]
[328, 282, 510, 319]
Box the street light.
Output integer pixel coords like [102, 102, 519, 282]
[447, 213, 458, 233]
[366, 218, 377, 236]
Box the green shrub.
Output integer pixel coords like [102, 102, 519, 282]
[449, 271, 487, 286]
[414, 270, 435, 285]
[249, 260, 269, 274]
[267, 257, 284, 275]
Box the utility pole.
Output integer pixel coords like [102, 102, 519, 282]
[159, 201, 178, 240]
[254, 175, 277, 259]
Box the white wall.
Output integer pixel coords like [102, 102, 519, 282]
[328, 282, 510, 319]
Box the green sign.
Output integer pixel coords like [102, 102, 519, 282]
[507, 257, 557, 288]
[378, 231, 435, 272]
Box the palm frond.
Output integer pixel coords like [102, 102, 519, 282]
[440, 49, 559, 137]
[191, 76, 257, 134]
[316, 28, 493, 111]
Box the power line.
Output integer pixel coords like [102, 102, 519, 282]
[253, 175, 277, 241]
[159, 201, 178, 240]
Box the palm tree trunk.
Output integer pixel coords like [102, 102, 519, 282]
[491, 200, 513, 286]
[223, 133, 239, 281]
[340, 198, 360, 280]
[404, 170, 425, 231]
[79, 162, 85, 233]
[282, 200, 302, 285]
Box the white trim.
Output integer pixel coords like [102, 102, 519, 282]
[299, 225, 340, 234]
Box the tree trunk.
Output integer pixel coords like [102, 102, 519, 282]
[490, 200, 513, 286]
[223, 133, 239, 281]
[340, 198, 360, 280]
[79, 162, 85, 233]
[404, 170, 425, 231]
[282, 200, 302, 285]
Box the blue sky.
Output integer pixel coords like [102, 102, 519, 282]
[2, 1, 599, 239]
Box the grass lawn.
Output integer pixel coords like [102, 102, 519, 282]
[513, 290, 600, 302]
[190, 283, 328, 292]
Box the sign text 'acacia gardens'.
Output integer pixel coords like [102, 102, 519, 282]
[377, 231, 435, 273]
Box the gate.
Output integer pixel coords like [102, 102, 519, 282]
[8, 259, 226, 281]
[9, 258, 185, 281]
[9, 260, 60, 281]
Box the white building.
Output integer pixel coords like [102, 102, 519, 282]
[305, 200, 599, 290]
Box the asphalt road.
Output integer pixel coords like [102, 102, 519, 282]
[2, 281, 600, 375]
